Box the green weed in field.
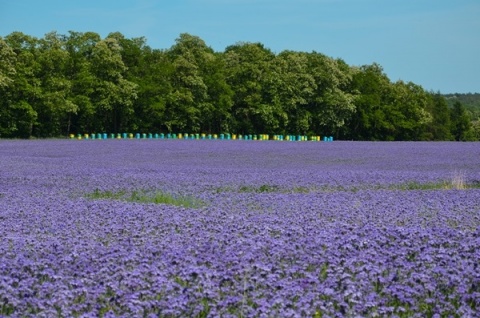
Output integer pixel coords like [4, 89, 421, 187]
[85, 189, 205, 208]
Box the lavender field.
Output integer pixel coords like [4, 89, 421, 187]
[1, 140, 479, 317]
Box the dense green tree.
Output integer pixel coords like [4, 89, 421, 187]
[33, 32, 77, 136]
[387, 81, 432, 140]
[306, 53, 357, 137]
[2, 32, 40, 138]
[0, 38, 16, 87]
[105, 32, 162, 132]
[224, 42, 282, 134]
[164, 33, 233, 133]
[129, 47, 173, 132]
[471, 119, 480, 140]
[64, 31, 101, 134]
[271, 51, 315, 134]
[0, 31, 475, 140]
[88, 38, 138, 132]
[0, 37, 17, 137]
[450, 101, 475, 141]
[348, 63, 393, 140]
[349, 66, 436, 141]
[164, 34, 208, 132]
[445, 94, 480, 140]
[423, 93, 452, 140]
[197, 50, 234, 133]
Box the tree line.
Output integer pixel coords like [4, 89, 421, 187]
[0, 31, 477, 140]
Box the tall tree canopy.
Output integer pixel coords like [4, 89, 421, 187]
[0, 31, 476, 140]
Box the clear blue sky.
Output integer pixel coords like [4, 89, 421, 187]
[1, 0, 478, 94]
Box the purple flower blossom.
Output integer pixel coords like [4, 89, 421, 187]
[1, 140, 479, 316]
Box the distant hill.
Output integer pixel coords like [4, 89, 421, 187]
[443, 93, 480, 108]
[443, 93, 480, 119]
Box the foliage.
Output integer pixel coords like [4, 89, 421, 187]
[0, 31, 477, 140]
[86, 188, 205, 208]
[450, 101, 475, 141]
[444, 93, 480, 113]
[444, 93, 480, 140]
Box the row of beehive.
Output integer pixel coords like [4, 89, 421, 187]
[70, 133, 334, 142]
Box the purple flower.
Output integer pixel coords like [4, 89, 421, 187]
[0, 140, 479, 316]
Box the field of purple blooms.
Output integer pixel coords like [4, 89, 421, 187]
[1, 140, 480, 317]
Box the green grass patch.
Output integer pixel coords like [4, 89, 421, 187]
[85, 188, 205, 208]
[393, 181, 448, 191]
[239, 184, 281, 193]
[214, 184, 312, 194]
[393, 180, 480, 191]
[212, 171, 480, 195]
[212, 179, 480, 195]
